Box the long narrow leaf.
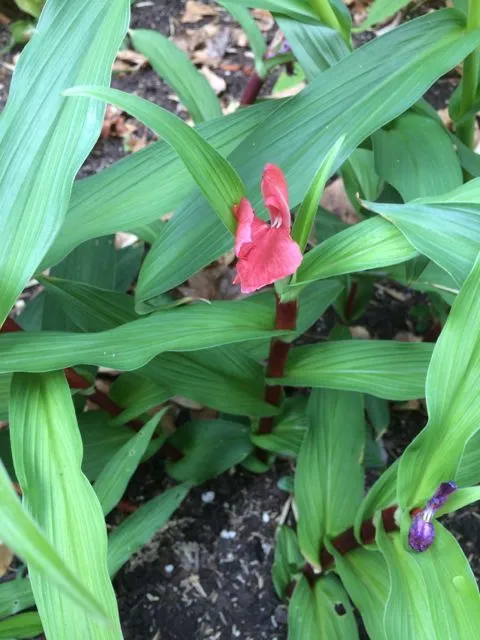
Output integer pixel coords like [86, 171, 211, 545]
[0, 0, 129, 326]
[9, 372, 122, 638]
[64, 86, 244, 237]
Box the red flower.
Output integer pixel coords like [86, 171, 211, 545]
[233, 164, 303, 294]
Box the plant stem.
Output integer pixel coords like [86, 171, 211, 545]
[0, 316, 183, 461]
[240, 71, 265, 105]
[257, 297, 298, 436]
[456, 0, 480, 149]
[309, 0, 343, 36]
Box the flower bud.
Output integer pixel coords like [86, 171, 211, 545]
[408, 513, 435, 552]
[427, 481, 457, 511]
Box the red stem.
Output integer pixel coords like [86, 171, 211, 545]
[0, 316, 182, 461]
[240, 71, 265, 105]
[344, 281, 358, 322]
[257, 298, 298, 438]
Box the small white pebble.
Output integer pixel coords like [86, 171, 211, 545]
[202, 491, 215, 504]
[232, 625, 241, 637]
[220, 530, 236, 540]
[262, 512, 270, 523]
[164, 564, 174, 574]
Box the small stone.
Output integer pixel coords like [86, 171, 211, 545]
[262, 512, 270, 523]
[274, 604, 288, 625]
[202, 491, 215, 504]
[164, 564, 174, 574]
[220, 530, 236, 540]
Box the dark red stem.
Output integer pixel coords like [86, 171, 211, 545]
[240, 71, 266, 105]
[0, 316, 183, 461]
[257, 298, 298, 438]
[344, 281, 358, 322]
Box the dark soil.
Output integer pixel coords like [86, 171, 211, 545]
[1, 1, 479, 639]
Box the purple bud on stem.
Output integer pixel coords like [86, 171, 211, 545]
[427, 481, 457, 511]
[408, 513, 435, 552]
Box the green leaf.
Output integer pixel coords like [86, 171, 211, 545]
[365, 394, 390, 437]
[216, 0, 320, 22]
[14, 0, 43, 18]
[218, 2, 267, 75]
[41, 277, 277, 416]
[166, 420, 253, 484]
[0, 612, 43, 639]
[108, 373, 170, 426]
[327, 544, 390, 640]
[276, 16, 349, 81]
[288, 575, 359, 639]
[372, 111, 462, 201]
[272, 525, 304, 599]
[64, 86, 243, 239]
[130, 29, 221, 123]
[398, 252, 480, 508]
[0, 579, 35, 619]
[273, 340, 433, 400]
[94, 412, 165, 516]
[455, 430, 480, 487]
[138, 9, 480, 297]
[364, 179, 480, 287]
[341, 148, 382, 212]
[9, 372, 122, 638]
[435, 486, 480, 517]
[251, 397, 307, 457]
[355, 0, 409, 31]
[0, 375, 10, 421]
[0, 461, 107, 623]
[0, 0, 129, 327]
[45, 100, 279, 271]
[289, 217, 418, 292]
[376, 521, 480, 639]
[78, 412, 143, 481]
[108, 484, 189, 576]
[291, 136, 345, 252]
[0, 298, 287, 374]
[296, 390, 364, 567]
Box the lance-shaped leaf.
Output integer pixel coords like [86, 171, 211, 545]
[108, 484, 189, 576]
[44, 100, 279, 270]
[272, 525, 304, 599]
[356, 0, 412, 32]
[289, 217, 417, 291]
[217, 0, 319, 22]
[93, 412, 165, 516]
[398, 252, 480, 508]
[272, 341, 433, 400]
[0, 579, 35, 619]
[288, 575, 359, 639]
[9, 372, 122, 637]
[372, 111, 462, 201]
[217, 2, 267, 75]
[327, 544, 390, 640]
[130, 29, 221, 123]
[364, 179, 480, 286]
[0, 299, 287, 374]
[0, 461, 107, 621]
[296, 390, 364, 567]
[376, 520, 480, 639]
[64, 86, 243, 238]
[137, 9, 480, 299]
[0, 0, 129, 326]
[0, 612, 43, 639]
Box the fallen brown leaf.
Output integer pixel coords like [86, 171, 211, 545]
[349, 326, 371, 339]
[181, 0, 218, 23]
[252, 8, 275, 32]
[113, 49, 148, 74]
[200, 65, 226, 94]
[320, 178, 359, 224]
[0, 544, 12, 577]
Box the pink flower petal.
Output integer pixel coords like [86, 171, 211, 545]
[235, 226, 302, 293]
[233, 198, 255, 256]
[261, 164, 291, 229]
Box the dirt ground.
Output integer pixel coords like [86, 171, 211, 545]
[1, 1, 479, 639]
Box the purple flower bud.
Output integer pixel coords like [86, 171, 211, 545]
[279, 40, 292, 55]
[408, 513, 435, 552]
[427, 481, 457, 511]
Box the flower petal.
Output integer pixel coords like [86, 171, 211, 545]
[235, 226, 302, 293]
[261, 163, 291, 229]
[233, 198, 255, 257]
[408, 514, 435, 552]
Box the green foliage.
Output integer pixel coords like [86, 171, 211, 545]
[3, 0, 480, 636]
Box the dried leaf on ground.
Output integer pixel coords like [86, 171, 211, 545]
[181, 0, 218, 23]
[113, 49, 148, 73]
[200, 66, 226, 94]
[0, 544, 13, 577]
[252, 8, 275, 32]
[178, 264, 238, 301]
[320, 178, 359, 224]
[349, 326, 371, 339]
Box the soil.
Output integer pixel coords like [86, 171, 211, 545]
[1, 1, 479, 639]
